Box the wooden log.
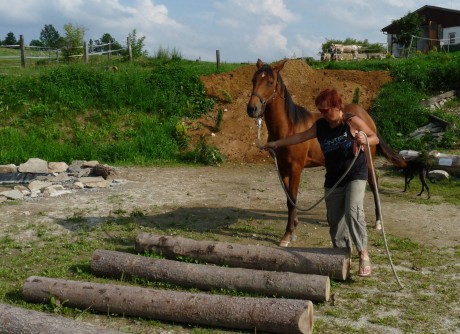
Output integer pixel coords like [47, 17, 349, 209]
[135, 233, 350, 281]
[0, 303, 123, 334]
[23, 276, 314, 334]
[91, 249, 330, 302]
[400, 150, 460, 177]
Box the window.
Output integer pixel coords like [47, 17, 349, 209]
[448, 32, 455, 44]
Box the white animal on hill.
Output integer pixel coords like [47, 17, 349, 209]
[330, 44, 362, 60]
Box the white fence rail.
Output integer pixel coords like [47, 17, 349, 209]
[0, 35, 133, 67]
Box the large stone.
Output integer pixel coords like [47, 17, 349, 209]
[428, 170, 450, 181]
[78, 177, 110, 188]
[18, 158, 49, 173]
[0, 189, 24, 200]
[48, 162, 69, 173]
[0, 164, 17, 173]
[28, 180, 53, 192]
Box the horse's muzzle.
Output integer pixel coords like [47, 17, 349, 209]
[246, 96, 264, 118]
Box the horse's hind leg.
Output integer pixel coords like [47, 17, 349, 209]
[367, 167, 382, 230]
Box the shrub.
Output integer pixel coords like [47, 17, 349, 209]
[371, 82, 428, 150]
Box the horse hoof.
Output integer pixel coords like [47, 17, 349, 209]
[279, 240, 290, 247]
[291, 234, 298, 242]
[375, 221, 382, 231]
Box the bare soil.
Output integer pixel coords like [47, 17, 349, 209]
[1, 59, 457, 249]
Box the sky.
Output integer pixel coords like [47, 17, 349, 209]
[1, 0, 459, 62]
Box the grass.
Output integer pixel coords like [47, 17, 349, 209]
[0, 59, 243, 166]
[0, 169, 459, 334]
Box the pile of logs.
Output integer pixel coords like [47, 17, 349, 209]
[7, 234, 351, 334]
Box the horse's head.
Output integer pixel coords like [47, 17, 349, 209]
[246, 58, 287, 118]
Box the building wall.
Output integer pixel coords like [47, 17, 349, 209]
[443, 26, 460, 43]
[387, 25, 460, 57]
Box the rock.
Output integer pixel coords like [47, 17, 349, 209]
[78, 177, 110, 188]
[82, 161, 100, 168]
[0, 164, 17, 173]
[14, 185, 31, 196]
[0, 159, 125, 203]
[0, 189, 24, 200]
[428, 170, 450, 181]
[18, 158, 49, 173]
[48, 162, 69, 173]
[43, 185, 73, 197]
[28, 180, 53, 192]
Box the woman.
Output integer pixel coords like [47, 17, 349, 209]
[263, 88, 378, 277]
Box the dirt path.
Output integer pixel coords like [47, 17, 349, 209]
[2, 159, 458, 249]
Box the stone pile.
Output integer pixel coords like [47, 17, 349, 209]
[0, 158, 126, 203]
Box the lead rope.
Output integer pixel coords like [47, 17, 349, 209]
[362, 131, 404, 290]
[256, 118, 404, 289]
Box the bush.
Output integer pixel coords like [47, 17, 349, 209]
[371, 82, 428, 150]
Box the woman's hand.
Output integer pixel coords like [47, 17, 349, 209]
[262, 141, 277, 150]
[354, 130, 367, 146]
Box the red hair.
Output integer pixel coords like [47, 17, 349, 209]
[315, 88, 343, 109]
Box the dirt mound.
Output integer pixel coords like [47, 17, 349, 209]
[191, 59, 392, 163]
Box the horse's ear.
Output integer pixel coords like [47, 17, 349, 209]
[273, 59, 288, 73]
[256, 59, 264, 69]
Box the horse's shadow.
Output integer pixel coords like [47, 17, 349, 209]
[55, 206, 327, 249]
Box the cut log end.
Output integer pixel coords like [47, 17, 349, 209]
[297, 301, 314, 334]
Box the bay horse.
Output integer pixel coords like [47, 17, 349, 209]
[246, 59, 406, 247]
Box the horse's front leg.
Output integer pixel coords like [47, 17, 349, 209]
[279, 165, 302, 247]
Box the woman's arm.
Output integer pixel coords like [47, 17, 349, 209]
[350, 116, 379, 146]
[263, 123, 317, 150]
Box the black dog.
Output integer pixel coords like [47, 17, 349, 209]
[403, 159, 430, 199]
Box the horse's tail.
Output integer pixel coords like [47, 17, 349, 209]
[377, 133, 407, 168]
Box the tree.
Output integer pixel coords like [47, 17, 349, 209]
[3, 32, 17, 45]
[40, 24, 61, 48]
[391, 11, 423, 49]
[94, 33, 122, 53]
[29, 39, 44, 47]
[129, 29, 148, 58]
[61, 22, 86, 60]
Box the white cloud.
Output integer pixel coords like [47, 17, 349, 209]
[249, 23, 289, 55]
[229, 0, 299, 22]
[294, 34, 326, 58]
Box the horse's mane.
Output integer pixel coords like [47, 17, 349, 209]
[257, 64, 310, 125]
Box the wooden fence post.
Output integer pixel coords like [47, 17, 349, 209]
[216, 50, 220, 69]
[127, 36, 133, 61]
[84, 41, 88, 64]
[20, 35, 25, 68]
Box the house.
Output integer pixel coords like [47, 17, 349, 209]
[381, 5, 460, 57]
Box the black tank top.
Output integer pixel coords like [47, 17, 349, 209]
[316, 116, 368, 188]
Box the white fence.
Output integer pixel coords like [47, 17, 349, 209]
[0, 35, 132, 68]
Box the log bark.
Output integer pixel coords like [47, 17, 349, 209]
[0, 303, 123, 334]
[91, 249, 330, 301]
[135, 233, 350, 281]
[22, 276, 314, 334]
